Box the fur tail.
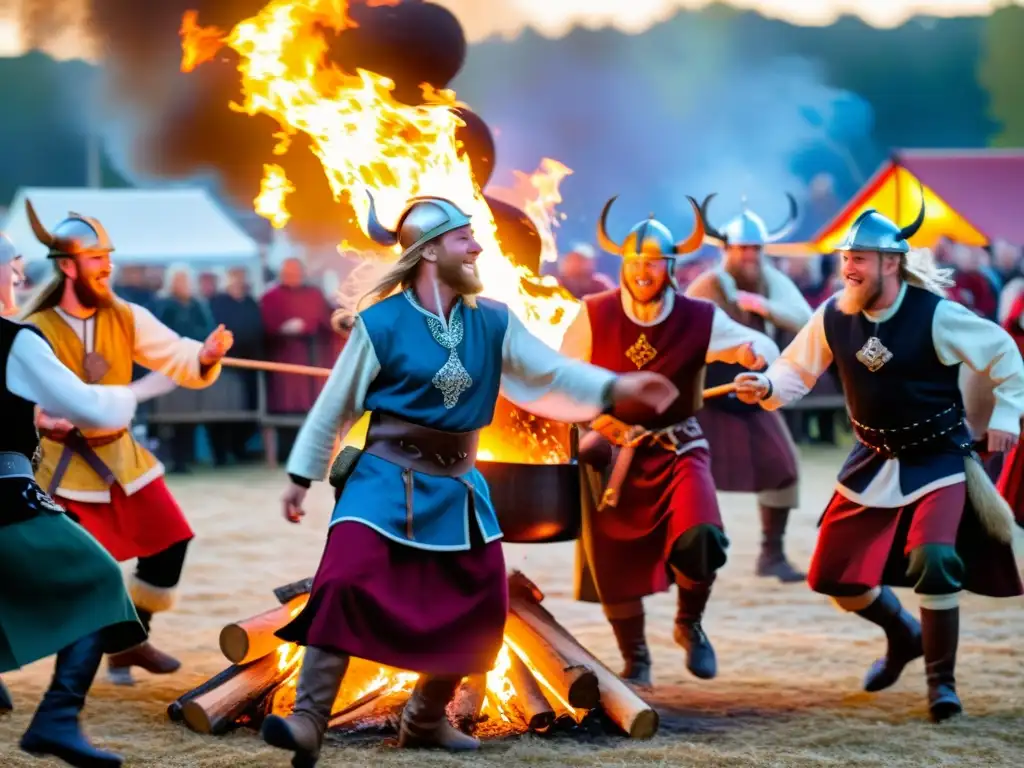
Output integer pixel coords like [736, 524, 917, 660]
[964, 456, 1015, 544]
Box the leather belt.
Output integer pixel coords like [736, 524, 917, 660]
[43, 429, 123, 496]
[0, 451, 34, 480]
[363, 413, 478, 477]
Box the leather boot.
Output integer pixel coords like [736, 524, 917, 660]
[398, 676, 480, 751]
[755, 505, 806, 583]
[0, 677, 12, 714]
[921, 607, 962, 722]
[608, 614, 652, 687]
[261, 647, 349, 768]
[107, 608, 180, 686]
[854, 587, 923, 692]
[672, 579, 717, 679]
[19, 632, 124, 768]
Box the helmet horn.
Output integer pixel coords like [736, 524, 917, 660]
[25, 198, 54, 248]
[897, 181, 926, 243]
[765, 193, 799, 243]
[699, 194, 728, 243]
[674, 196, 706, 254]
[364, 191, 399, 247]
[596, 196, 624, 256]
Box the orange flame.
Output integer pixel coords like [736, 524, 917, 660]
[179, 0, 580, 349]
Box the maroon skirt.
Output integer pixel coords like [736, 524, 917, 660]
[276, 522, 509, 676]
[997, 437, 1024, 526]
[695, 407, 799, 493]
[589, 447, 723, 603]
[808, 483, 1022, 599]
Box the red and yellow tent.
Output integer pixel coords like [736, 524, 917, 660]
[774, 149, 1024, 256]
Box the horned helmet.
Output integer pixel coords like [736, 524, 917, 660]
[25, 199, 115, 259]
[834, 183, 926, 255]
[700, 193, 799, 249]
[596, 195, 705, 291]
[364, 192, 473, 258]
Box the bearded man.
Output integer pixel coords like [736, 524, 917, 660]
[260, 194, 680, 764]
[20, 200, 234, 686]
[559, 197, 780, 687]
[685, 195, 811, 582]
[733, 196, 1024, 722]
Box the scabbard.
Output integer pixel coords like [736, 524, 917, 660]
[598, 444, 636, 511]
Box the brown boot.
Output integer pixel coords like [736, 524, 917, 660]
[672, 576, 717, 680]
[261, 647, 349, 767]
[609, 614, 652, 688]
[107, 642, 181, 686]
[755, 506, 806, 583]
[0, 677, 12, 714]
[398, 677, 480, 751]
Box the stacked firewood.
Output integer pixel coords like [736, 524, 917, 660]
[167, 571, 658, 740]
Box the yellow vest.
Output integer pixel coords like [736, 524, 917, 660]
[28, 302, 161, 499]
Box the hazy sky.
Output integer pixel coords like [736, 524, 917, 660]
[0, 0, 1020, 60]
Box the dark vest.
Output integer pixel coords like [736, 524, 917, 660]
[0, 317, 45, 463]
[585, 289, 714, 429]
[821, 286, 972, 496]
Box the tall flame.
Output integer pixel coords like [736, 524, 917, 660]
[180, 0, 580, 348]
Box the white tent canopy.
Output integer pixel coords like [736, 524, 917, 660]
[1, 187, 262, 269]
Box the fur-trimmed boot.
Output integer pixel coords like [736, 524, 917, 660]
[853, 587, 923, 692]
[261, 647, 349, 767]
[398, 676, 480, 751]
[609, 614, 652, 687]
[755, 505, 806, 583]
[921, 607, 962, 722]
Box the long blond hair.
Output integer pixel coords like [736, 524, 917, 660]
[901, 247, 955, 297]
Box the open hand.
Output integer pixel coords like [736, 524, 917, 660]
[609, 372, 679, 423]
[282, 482, 308, 524]
[987, 429, 1017, 454]
[735, 291, 769, 316]
[734, 372, 770, 404]
[200, 324, 234, 366]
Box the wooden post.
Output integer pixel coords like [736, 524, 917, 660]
[503, 611, 599, 710]
[510, 598, 658, 739]
[181, 653, 298, 735]
[219, 598, 305, 665]
[504, 649, 556, 732]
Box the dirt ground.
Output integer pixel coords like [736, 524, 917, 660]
[2, 444, 1022, 767]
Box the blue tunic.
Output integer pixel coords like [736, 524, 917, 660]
[332, 292, 510, 550]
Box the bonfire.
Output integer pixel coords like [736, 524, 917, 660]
[168, 572, 658, 741]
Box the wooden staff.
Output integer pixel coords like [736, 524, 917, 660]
[702, 382, 737, 399]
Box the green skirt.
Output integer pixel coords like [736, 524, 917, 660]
[0, 511, 146, 673]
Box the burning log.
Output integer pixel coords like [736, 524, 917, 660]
[181, 653, 298, 735]
[168, 664, 254, 722]
[273, 577, 314, 604]
[504, 649, 556, 732]
[509, 597, 659, 739]
[446, 673, 487, 733]
[219, 597, 305, 665]
[503, 611, 599, 710]
[328, 689, 411, 732]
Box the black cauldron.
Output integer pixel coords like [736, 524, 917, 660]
[477, 425, 582, 544]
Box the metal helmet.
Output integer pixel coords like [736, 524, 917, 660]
[700, 193, 799, 247]
[25, 198, 115, 259]
[835, 183, 926, 254]
[364, 191, 473, 258]
[596, 195, 705, 261]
